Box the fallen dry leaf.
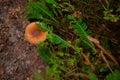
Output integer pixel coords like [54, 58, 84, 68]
[87, 36, 100, 44]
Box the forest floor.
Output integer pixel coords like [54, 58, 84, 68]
[0, 0, 47, 80]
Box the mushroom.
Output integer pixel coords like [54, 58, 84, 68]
[25, 22, 48, 44]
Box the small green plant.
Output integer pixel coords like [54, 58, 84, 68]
[103, 9, 120, 22]
[106, 70, 120, 80]
[26, 0, 95, 52]
[26, 0, 119, 80]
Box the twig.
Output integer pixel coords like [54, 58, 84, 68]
[87, 36, 119, 67]
[81, 52, 95, 70]
[96, 43, 119, 67]
[99, 0, 108, 10]
[105, 0, 109, 8]
[100, 51, 113, 73]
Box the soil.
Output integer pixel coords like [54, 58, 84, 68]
[0, 0, 47, 80]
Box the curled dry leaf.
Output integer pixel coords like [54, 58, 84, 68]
[87, 36, 100, 44]
[73, 11, 83, 18]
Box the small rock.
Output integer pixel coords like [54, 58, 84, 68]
[9, 36, 17, 43]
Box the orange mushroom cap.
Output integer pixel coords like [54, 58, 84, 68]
[25, 22, 48, 44]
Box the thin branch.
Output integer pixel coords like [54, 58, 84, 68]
[100, 51, 113, 73]
[87, 36, 119, 67]
[96, 43, 119, 67]
[99, 0, 108, 10]
[81, 52, 95, 70]
[105, 0, 109, 8]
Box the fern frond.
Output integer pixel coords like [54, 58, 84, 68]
[26, 1, 58, 23]
[36, 22, 53, 32]
[44, 0, 57, 5]
[26, 9, 42, 20]
[38, 46, 51, 62]
[36, 22, 67, 48]
[47, 33, 67, 48]
[68, 15, 95, 51]
[28, 1, 53, 17]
